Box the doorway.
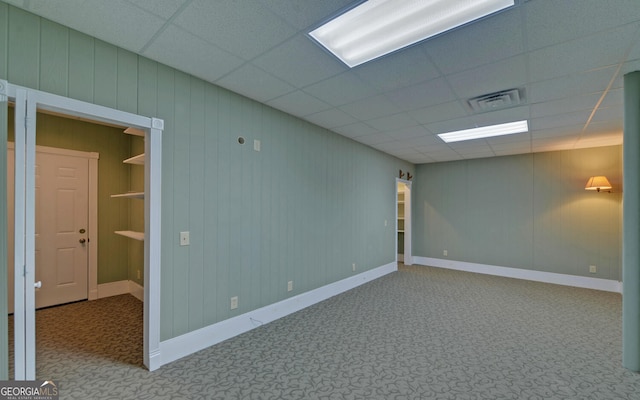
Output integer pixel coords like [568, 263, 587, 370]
[397, 179, 412, 265]
[3, 81, 163, 378]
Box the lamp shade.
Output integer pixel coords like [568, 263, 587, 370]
[585, 176, 612, 192]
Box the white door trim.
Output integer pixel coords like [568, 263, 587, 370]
[1, 79, 163, 374]
[396, 178, 412, 266]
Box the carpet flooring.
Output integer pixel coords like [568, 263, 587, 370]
[7, 264, 640, 399]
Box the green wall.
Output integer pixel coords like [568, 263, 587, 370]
[0, 2, 412, 360]
[414, 145, 622, 280]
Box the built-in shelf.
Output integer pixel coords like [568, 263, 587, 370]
[398, 230, 405, 233]
[124, 153, 145, 165]
[111, 192, 144, 199]
[124, 127, 145, 136]
[114, 230, 144, 241]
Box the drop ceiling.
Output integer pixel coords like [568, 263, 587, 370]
[4, 0, 639, 164]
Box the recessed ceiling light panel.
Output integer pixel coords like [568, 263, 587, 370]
[309, 0, 515, 68]
[438, 120, 529, 143]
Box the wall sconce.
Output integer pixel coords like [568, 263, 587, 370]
[585, 176, 612, 193]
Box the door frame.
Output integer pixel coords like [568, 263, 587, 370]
[7, 143, 99, 312]
[2, 80, 164, 377]
[396, 178, 412, 265]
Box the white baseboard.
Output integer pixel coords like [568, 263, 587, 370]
[413, 256, 622, 293]
[158, 262, 398, 367]
[97, 280, 144, 301]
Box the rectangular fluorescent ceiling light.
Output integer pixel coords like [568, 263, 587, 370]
[309, 0, 514, 68]
[438, 120, 529, 143]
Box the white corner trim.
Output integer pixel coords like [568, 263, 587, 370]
[129, 280, 144, 302]
[158, 262, 398, 368]
[97, 280, 145, 299]
[97, 280, 130, 298]
[413, 257, 622, 293]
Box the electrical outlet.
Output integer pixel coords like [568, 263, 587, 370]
[287, 281, 293, 292]
[352, 263, 356, 271]
[137, 270, 141, 280]
[589, 265, 597, 274]
[443, 250, 448, 256]
[254, 139, 261, 151]
[230, 296, 238, 310]
[180, 231, 190, 246]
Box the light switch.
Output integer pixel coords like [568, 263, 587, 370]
[254, 139, 261, 151]
[180, 231, 190, 246]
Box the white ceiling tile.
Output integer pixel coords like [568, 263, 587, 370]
[528, 24, 638, 82]
[530, 111, 590, 131]
[353, 133, 394, 146]
[304, 72, 377, 106]
[174, 0, 297, 60]
[446, 55, 527, 100]
[598, 88, 624, 109]
[354, 45, 441, 92]
[216, 63, 295, 103]
[525, 0, 640, 50]
[266, 90, 331, 117]
[19, 0, 166, 52]
[531, 93, 600, 119]
[304, 108, 358, 129]
[425, 6, 524, 75]
[333, 122, 379, 138]
[531, 137, 579, 152]
[261, 0, 353, 30]
[528, 66, 618, 103]
[386, 126, 432, 141]
[143, 25, 245, 82]
[253, 35, 346, 87]
[408, 101, 469, 125]
[490, 142, 532, 153]
[385, 78, 457, 112]
[126, 0, 189, 19]
[365, 113, 420, 131]
[339, 95, 401, 120]
[486, 132, 532, 145]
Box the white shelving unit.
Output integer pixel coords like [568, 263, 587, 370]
[112, 127, 145, 240]
[398, 190, 405, 255]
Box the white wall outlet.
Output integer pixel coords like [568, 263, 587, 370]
[352, 263, 356, 271]
[443, 250, 448, 256]
[287, 281, 293, 292]
[589, 265, 597, 273]
[254, 139, 261, 151]
[230, 296, 238, 310]
[180, 231, 190, 246]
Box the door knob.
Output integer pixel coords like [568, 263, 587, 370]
[79, 238, 86, 244]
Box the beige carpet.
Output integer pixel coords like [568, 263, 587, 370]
[7, 265, 640, 399]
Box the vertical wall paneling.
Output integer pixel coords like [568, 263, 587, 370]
[0, 3, 8, 78]
[172, 71, 191, 336]
[215, 88, 232, 322]
[7, 7, 39, 88]
[188, 77, 205, 331]
[202, 84, 219, 325]
[68, 31, 94, 103]
[39, 20, 69, 97]
[157, 63, 175, 340]
[116, 48, 137, 113]
[414, 146, 622, 279]
[93, 40, 118, 109]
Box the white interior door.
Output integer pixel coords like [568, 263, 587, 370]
[35, 150, 89, 308]
[8, 148, 90, 311]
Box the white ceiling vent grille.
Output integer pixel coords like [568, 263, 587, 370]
[467, 88, 525, 113]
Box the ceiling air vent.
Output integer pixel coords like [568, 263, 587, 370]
[467, 88, 525, 113]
